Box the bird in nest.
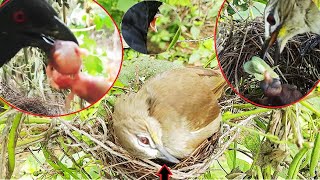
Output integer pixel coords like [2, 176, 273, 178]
[261, 0, 320, 60]
[0, 0, 77, 67]
[112, 68, 227, 163]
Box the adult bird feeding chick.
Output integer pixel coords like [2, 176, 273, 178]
[0, 0, 77, 66]
[261, 0, 320, 60]
[112, 68, 226, 163]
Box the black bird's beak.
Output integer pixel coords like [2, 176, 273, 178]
[0, 0, 77, 66]
[25, 16, 78, 51]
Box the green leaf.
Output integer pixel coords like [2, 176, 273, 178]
[83, 55, 103, 75]
[167, 26, 181, 50]
[242, 132, 261, 153]
[189, 52, 201, 64]
[165, 0, 191, 6]
[243, 56, 279, 81]
[190, 25, 200, 39]
[117, 0, 137, 12]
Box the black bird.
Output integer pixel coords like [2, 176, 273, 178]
[0, 0, 78, 67]
[121, 1, 162, 54]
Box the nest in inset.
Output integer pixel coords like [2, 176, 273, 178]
[0, 81, 65, 116]
[217, 18, 320, 103]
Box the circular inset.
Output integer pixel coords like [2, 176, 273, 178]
[215, 0, 319, 108]
[121, 1, 180, 54]
[0, 0, 123, 116]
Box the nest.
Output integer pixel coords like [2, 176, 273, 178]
[217, 18, 320, 103]
[0, 81, 65, 116]
[46, 93, 259, 180]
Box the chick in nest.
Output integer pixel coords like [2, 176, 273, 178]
[244, 56, 303, 106]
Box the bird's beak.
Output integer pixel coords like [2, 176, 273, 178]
[260, 30, 279, 60]
[27, 16, 78, 50]
[149, 14, 162, 32]
[156, 144, 180, 164]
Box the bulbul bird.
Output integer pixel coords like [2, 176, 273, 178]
[121, 1, 162, 54]
[261, 0, 320, 59]
[0, 0, 78, 67]
[113, 68, 226, 163]
[260, 71, 303, 106]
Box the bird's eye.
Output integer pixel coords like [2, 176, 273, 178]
[267, 14, 276, 26]
[74, 48, 79, 56]
[138, 136, 150, 145]
[13, 10, 26, 23]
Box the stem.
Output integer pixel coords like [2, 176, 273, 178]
[300, 101, 320, 117]
[231, 103, 258, 109]
[0, 118, 52, 125]
[223, 120, 281, 143]
[256, 166, 263, 180]
[222, 108, 272, 121]
[232, 142, 237, 169]
[6, 113, 23, 179]
[263, 165, 272, 179]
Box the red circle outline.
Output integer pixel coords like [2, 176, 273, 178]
[213, 0, 319, 109]
[0, 0, 124, 118]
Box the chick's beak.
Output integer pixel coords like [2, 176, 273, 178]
[156, 144, 180, 163]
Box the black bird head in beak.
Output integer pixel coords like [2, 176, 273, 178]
[0, 0, 78, 66]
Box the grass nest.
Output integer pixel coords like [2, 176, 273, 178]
[217, 18, 320, 103]
[50, 93, 256, 179]
[0, 77, 66, 116]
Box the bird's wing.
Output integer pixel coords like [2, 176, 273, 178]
[144, 67, 227, 131]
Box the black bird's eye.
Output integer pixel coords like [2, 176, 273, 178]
[13, 10, 26, 23]
[138, 136, 150, 145]
[267, 13, 276, 26]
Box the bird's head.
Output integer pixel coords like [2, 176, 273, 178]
[260, 71, 282, 97]
[112, 93, 180, 164]
[146, 1, 162, 32]
[261, 0, 309, 59]
[0, 0, 78, 66]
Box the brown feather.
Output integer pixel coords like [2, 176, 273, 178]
[113, 67, 227, 159]
[142, 68, 226, 130]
